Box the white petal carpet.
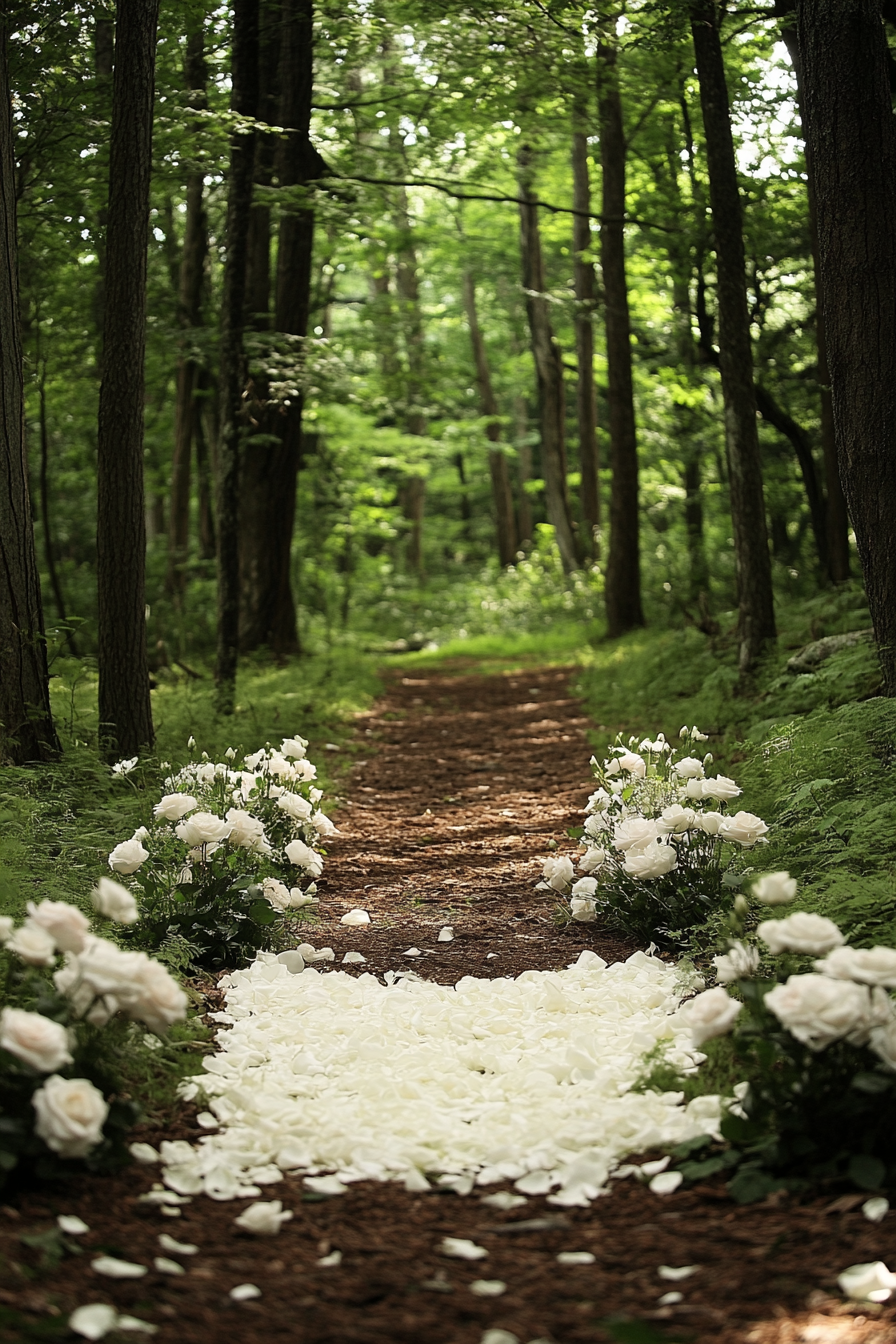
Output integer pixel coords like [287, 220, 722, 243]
[162, 950, 722, 1206]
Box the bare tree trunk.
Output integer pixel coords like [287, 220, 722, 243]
[517, 143, 578, 574]
[462, 270, 517, 567]
[215, 0, 258, 709]
[394, 187, 427, 576]
[598, 36, 644, 636]
[165, 25, 208, 600]
[95, 0, 159, 757]
[779, 19, 850, 584]
[795, 0, 896, 692]
[515, 397, 533, 549]
[37, 358, 78, 655]
[690, 0, 776, 672]
[572, 94, 600, 558]
[0, 20, 59, 763]
[195, 367, 216, 560]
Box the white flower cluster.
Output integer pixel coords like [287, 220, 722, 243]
[0, 899, 187, 1160]
[153, 951, 722, 1207]
[108, 736, 336, 912]
[539, 727, 769, 922]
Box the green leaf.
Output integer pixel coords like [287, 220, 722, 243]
[567, 826, 584, 839]
[848, 1154, 886, 1191]
[851, 1071, 893, 1095]
[720, 1113, 764, 1145]
[727, 1167, 786, 1205]
[248, 901, 277, 925]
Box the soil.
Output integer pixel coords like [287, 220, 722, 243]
[2, 663, 895, 1344]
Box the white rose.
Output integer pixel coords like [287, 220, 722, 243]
[108, 838, 149, 874]
[280, 737, 307, 760]
[7, 921, 56, 966]
[570, 897, 597, 923]
[175, 812, 231, 847]
[758, 912, 845, 956]
[673, 757, 705, 780]
[26, 900, 90, 954]
[56, 936, 145, 1022]
[700, 775, 742, 802]
[91, 877, 139, 925]
[838, 1261, 896, 1303]
[153, 794, 198, 822]
[680, 986, 743, 1046]
[541, 855, 574, 893]
[624, 840, 678, 879]
[684, 777, 706, 800]
[718, 811, 769, 847]
[615, 750, 646, 777]
[658, 805, 696, 835]
[712, 941, 760, 984]
[817, 945, 896, 988]
[697, 811, 725, 836]
[276, 792, 313, 823]
[752, 871, 797, 905]
[132, 827, 149, 843]
[284, 838, 324, 877]
[312, 811, 337, 838]
[585, 788, 611, 814]
[130, 959, 189, 1035]
[578, 846, 606, 874]
[234, 1199, 293, 1235]
[571, 877, 598, 899]
[293, 759, 317, 783]
[583, 812, 609, 839]
[289, 887, 318, 908]
[262, 878, 291, 911]
[266, 753, 292, 778]
[225, 808, 271, 855]
[244, 749, 266, 771]
[613, 818, 659, 853]
[0, 1008, 73, 1072]
[764, 974, 879, 1050]
[0, 916, 13, 942]
[32, 1075, 108, 1157]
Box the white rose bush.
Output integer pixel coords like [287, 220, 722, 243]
[0, 896, 187, 1186]
[108, 737, 335, 970]
[540, 727, 770, 946]
[658, 873, 896, 1203]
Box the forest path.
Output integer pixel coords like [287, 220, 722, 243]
[317, 660, 634, 977]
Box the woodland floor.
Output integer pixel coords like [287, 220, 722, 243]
[2, 664, 896, 1343]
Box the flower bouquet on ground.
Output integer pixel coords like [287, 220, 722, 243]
[666, 873, 896, 1202]
[0, 894, 187, 1186]
[538, 727, 770, 946]
[109, 737, 336, 970]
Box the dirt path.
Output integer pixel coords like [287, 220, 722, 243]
[2, 666, 895, 1344]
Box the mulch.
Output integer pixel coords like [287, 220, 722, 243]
[2, 662, 895, 1344]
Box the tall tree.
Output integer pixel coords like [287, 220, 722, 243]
[0, 17, 59, 764]
[689, 0, 775, 672]
[571, 87, 600, 558]
[598, 34, 644, 636]
[795, 0, 896, 693]
[462, 269, 517, 567]
[517, 142, 578, 574]
[215, 0, 259, 707]
[95, 0, 159, 756]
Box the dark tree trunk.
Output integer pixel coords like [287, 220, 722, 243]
[462, 270, 517, 567]
[795, 0, 896, 692]
[91, 16, 114, 364]
[194, 367, 216, 560]
[394, 187, 427, 576]
[0, 21, 59, 763]
[239, 0, 319, 652]
[572, 97, 600, 558]
[690, 0, 776, 672]
[244, 0, 279, 331]
[779, 20, 851, 584]
[165, 25, 208, 600]
[517, 144, 578, 574]
[515, 396, 534, 549]
[215, 0, 259, 708]
[95, 0, 158, 757]
[37, 360, 78, 655]
[598, 37, 644, 636]
[753, 383, 828, 571]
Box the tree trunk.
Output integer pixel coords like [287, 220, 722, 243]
[95, 0, 159, 757]
[215, 0, 259, 708]
[795, 0, 896, 692]
[572, 96, 600, 558]
[239, 0, 319, 652]
[0, 21, 59, 764]
[165, 25, 208, 600]
[515, 396, 533, 549]
[779, 20, 851, 584]
[462, 269, 517, 567]
[37, 359, 78, 655]
[195, 367, 216, 560]
[394, 187, 427, 576]
[597, 37, 644, 636]
[517, 143, 578, 574]
[689, 0, 776, 672]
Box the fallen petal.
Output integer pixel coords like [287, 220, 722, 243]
[153, 1257, 185, 1276]
[658, 1265, 699, 1281]
[91, 1257, 148, 1279]
[69, 1305, 119, 1340]
[649, 1171, 683, 1196]
[556, 1251, 595, 1265]
[57, 1215, 90, 1235]
[229, 1283, 262, 1301]
[440, 1237, 488, 1261]
[469, 1279, 506, 1296]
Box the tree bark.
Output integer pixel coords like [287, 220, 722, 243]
[795, 0, 896, 692]
[462, 270, 517, 567]
[779, 19, 851, 584]
[572, 95, 600, 558]
[0, 19, 59, 763]
[689, 0, 776, 672]
[37, 358, 78, 655]
[394, 186, 427, 575]
[215, 0, 259, 708]
[165, 25, 208, 600]
[517, 143, 578, 574]
[597, 37, 644, 636]
[95, 0, 158, 757]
